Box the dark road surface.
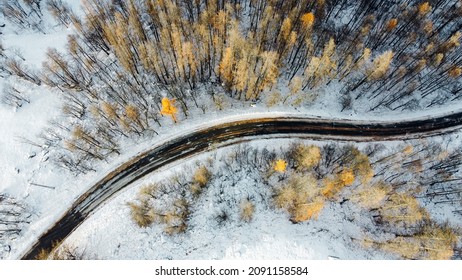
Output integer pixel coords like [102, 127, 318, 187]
[20, 114, 462, 259]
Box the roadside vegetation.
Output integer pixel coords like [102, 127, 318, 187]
[128, 141, 462, 260]
[37, 242, 92, 260]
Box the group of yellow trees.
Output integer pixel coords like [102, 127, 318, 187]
[127, 143, 460, 259]
[92, 0, 424, 102]
[272, 144, 373, 223]
[63, 0, 462, 104]
[269, 143, 460, 259]
[89, 0, 313, 100]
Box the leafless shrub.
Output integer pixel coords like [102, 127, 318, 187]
[1, 84, 30, 108]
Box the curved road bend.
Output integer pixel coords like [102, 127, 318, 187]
[20, 114, 462, 259]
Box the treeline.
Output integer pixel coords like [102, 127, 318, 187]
[5, 0, 462, 171]
[42, 0, 462, 106]
[128, 142, 462, 259]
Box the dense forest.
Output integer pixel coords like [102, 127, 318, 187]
[3, 0, 462, 170]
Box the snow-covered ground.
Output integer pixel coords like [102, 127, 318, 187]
[0, 0, 98, 258]
[58, 140, 391, 260]
[63, 185, 388, 260]
[58, 137, 462, 260]
[1, 1, 462, 260]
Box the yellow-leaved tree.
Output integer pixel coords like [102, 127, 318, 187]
[292, 144, 321, 170]
[368, 50, 394, 81]
[380, 222, 458, 260]
[322, 169, 355, 199]
[301, 12, 315, 29]
[385, 18, 398, 32]
[160, 97, 178, 122]
[274, 173, 325, 223]
[274, 159, 288, 173]
[449, 66, 462, 78]
[418, 2, 431, 17]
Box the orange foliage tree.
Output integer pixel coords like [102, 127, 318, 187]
[160, 97, 178, 122]
[274, 159, 288, 173]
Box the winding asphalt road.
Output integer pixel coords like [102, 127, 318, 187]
[20, 113, 462, 259]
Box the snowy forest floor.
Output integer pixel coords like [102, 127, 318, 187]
[57, 139, 462, 260]
[1, 1, 462, 260]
